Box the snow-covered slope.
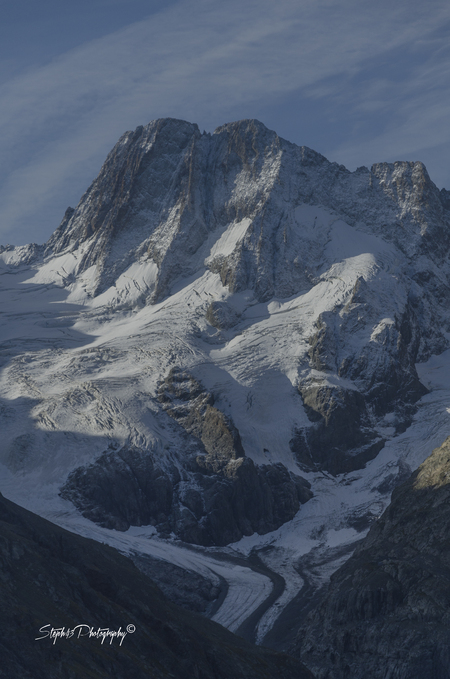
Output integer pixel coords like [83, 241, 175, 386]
[1, 118, 450, 645]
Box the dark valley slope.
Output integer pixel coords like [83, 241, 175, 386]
[294, 436, 450, 679]
[0, 491, 313, 679]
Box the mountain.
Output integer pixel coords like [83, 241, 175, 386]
[0, 490, 313, 679]
[2, 117, 450, 662]
[293, 435, 450, 679]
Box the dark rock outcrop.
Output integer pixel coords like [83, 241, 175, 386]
[61, 370, 312, 546]
[61, 444, 312, 547]
[60, 446, 179, 533]
[294, 436, 450, 679]
[193, 457, 312, 545]
[157, 367, 245, 470]
[291, 383, 384, 475]
[205, 300, 241, 330]
[0, 491, 315, 679]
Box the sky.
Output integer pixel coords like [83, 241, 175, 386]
[1, 0, 450, 245]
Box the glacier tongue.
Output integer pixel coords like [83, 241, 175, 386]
[1, 117, 450, 644]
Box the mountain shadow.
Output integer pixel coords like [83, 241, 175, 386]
[0, 491, 314, 679]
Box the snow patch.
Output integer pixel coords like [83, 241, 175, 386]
[205, 218, 251, 263]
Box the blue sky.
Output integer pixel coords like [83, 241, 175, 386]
[1, 0, 450, 245]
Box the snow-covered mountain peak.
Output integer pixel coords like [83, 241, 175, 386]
[34, 118, 448, 310]
[2, 118, 450, 648]
[2, 119, 449, 474]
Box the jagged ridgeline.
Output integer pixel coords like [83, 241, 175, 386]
[3, 117, 450, 546]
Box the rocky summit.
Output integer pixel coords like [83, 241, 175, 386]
[2, 117, 450, 675]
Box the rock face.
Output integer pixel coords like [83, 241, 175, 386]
[61, 369, 312, 546]
[0, 491, 315, 679]
[158, 368, 246, 470]
[294, 436, 450, 679]
[291, 382, 385, 475]
[205, 300, 240, 329]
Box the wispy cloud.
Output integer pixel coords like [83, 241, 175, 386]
[328, 33, 450, 175]
[1, 0, 450, 243]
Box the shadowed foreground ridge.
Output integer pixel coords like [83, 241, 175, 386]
[0, 492, 314, 679]
[294, 437, 450, 679]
